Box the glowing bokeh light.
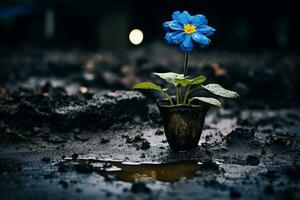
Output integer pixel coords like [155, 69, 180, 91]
[129, 29, 144, 45]
[79, 86, 88, 94]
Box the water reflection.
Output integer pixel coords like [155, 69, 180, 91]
[64, 159, 201, 183]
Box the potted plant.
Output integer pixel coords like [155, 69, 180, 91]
[133, 11, 239, 151]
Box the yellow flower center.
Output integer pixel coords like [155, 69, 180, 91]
[183, 24, 196, 34]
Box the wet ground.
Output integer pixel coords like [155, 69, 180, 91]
[0, 46, 300, 200]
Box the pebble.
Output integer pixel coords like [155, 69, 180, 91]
[131, 182, 151, 193]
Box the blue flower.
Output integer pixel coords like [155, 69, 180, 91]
[163, 11, 215, 53]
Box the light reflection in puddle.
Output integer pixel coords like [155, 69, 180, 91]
[64, 159, 201, 183]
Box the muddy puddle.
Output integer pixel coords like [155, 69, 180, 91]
[62, 159, 201, 182]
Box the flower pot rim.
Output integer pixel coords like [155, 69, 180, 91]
[156, 98, 209, 109]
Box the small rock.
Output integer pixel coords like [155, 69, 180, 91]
[103, 162, 113, 169]
[71, 153, 79, 160]
[73, 128, 82, 135]
[131, 182, 151, 193]
[246, 155, 260, 166]
[121, 135, 129, 139]
[32, 127, 41, 134]
[41, 157, 51, 163]
[141, 141, 150, 150]
[155, 130, 164, 135]
[47, 136, 66, 143]
[100, 138, 110, 144]
[226, 128, 255, 144]
[140, 153, 146, 158]
[74, 135, 90, 142]
[271, 134, 294, 146]
[205, 135, 212, 141]
[126, 135, 143, 143]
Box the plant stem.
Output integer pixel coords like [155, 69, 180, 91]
[181, 86, 185, 104]
[180, 86, 185, 104]
[183, 53, 189, 77]
[178, 87, 182, 104]
[183, 85, 191, 104]
[176, 87, 179, 104]
[162, 90, 174, 106]
[182, 53, 190, 104]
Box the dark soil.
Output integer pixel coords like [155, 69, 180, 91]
[0, 46, 300, 200]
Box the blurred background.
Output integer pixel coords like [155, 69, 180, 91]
[0, 0, 299, 50]
[1, 0, 300, 108]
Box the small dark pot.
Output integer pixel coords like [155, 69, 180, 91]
[157, 99, 209, 151]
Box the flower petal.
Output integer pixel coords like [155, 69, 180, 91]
[165, 31, 185, 44]
[177, 11, 192, 25]
[165, 32, 175, 44]
[180, 35, 194, 52]
[191, 14, 208, 27]
[172, 11, 181, 21]
[163, 21, 183, 31]
[192, 32, 211, 47]
[197, 25, 216, 36]
[171, 32, 185, 44]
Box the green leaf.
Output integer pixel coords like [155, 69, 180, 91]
[174, 78, 191, 87]
[190, 97, 222, 107]
[174, 75, 206, 87]
[191, 75, 206, 85]
[153, 72, 185, 86]
[132, 82, 162, 91]
[201, 84, 239, 98]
